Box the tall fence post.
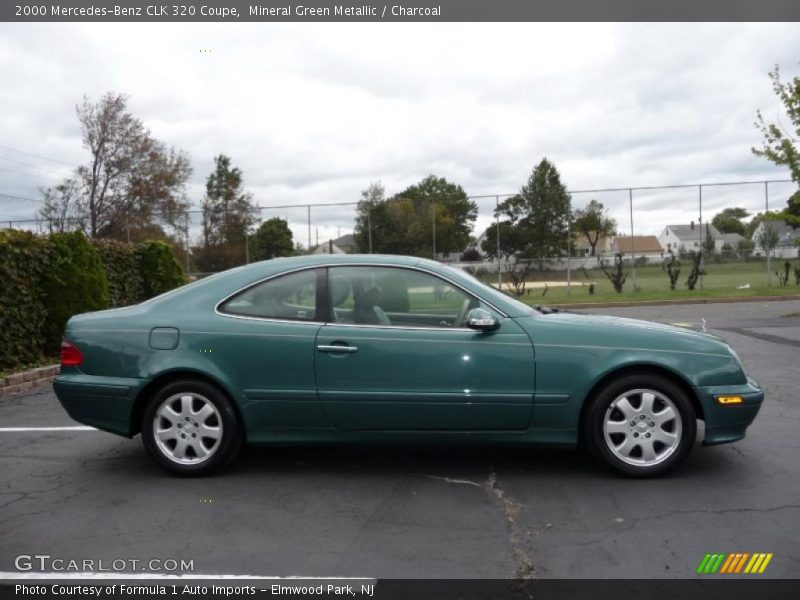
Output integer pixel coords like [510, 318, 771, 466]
[367, 205, 373, 254]
[184, 212, 191, 275]
[431, 202, 436, 260]
[244, 224, 250, 265]
[496, 196, 501, 290]
[764, 180, 770, 285]
[698, 185, 704, 291]
[566, 195, 572, 296]
[629, 189, 636, 293]
[307, 205, 311, 252]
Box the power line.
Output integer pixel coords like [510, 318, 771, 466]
[0, 144, 75, 167]
[0, 192, 42, 203]
[0, 156, 72, 178]
[0, 165, 58, 182]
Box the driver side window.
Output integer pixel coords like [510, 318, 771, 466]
[328, 266, 482, 328]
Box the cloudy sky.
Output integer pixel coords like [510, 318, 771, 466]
[0, 22, 798, 244]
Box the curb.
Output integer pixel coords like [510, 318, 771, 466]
[0, 364, 60, 397]
[551, 294, 800, 310]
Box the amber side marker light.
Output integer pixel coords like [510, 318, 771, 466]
[716, 395, 744, 405]
[60, 337, 84, 366]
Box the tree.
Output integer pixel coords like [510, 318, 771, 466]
[573, 199, 616, 256]
[489, 159, 571, 270]
[460, 248, 481, 262]
[737, 238, 755, 260]
[518, 158, 571, 263]
[703, 223, 716, 255]
[39, 178, 85, 234]
[481, 201, 534, 296]
[712, 207, 749, 235]
[352, 176, 477, 257]
[756, 221, 781, 286]
[753, 64, 800, 185]
[598, 253, 628, 293]
[195, 155, 257, 272]
[353, 182, 385, 253]
[662, 250, 681, 290]
[38, 92, 191, 240]
[788, 191, 800, 218]
[251, 218, 294, 261]
[685, 250, 704, 290]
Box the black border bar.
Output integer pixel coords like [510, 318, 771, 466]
[3, 0, 800, 22]
[2, 579, 800, 600]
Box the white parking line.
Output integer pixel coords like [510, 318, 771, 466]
[0, 572, 374, 581]
[0, 427, 97, 432]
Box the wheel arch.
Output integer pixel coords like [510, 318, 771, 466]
[577, 363, 704, 440]
[131, 369, 244, 436]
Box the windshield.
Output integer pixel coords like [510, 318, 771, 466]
[441, 265, 540, 316]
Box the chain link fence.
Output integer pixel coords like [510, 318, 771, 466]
[2, 178, 798, 299]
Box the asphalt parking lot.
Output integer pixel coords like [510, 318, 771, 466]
[1, 300, 799, 580]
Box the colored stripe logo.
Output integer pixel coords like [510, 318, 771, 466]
[696, 553, 773, 574]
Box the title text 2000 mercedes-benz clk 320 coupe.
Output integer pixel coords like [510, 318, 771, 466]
[54, 254, 763, 476]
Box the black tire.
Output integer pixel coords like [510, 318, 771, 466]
[584, 373, 697, 477]
[141, 379, 242, 476]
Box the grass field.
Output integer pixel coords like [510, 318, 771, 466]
[482, 260, 800, 306]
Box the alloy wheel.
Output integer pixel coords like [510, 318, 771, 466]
[153, 392, 223, 464]
[603, 388, 682, 467]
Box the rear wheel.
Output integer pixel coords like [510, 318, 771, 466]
[141, 379, 242, 476]
[585, 374, 696, 477]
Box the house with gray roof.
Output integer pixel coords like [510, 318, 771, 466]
[751, 220, 800, 258]
[658, 222, 724, 253]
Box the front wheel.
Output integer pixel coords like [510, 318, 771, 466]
[585, 374, 697, 477]
[141, 379, 242, 476]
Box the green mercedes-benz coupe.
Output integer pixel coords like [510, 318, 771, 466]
[54, 254, 763, 476]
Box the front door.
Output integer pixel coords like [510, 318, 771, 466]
[315, 266, 535, 431]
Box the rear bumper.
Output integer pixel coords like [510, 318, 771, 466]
[695, 377, 764, 446]
[53, 371, 146, 437]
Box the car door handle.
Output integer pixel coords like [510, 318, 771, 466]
[317, 345, 358, 353]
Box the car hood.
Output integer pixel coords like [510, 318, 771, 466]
[514, 312, 732, 355]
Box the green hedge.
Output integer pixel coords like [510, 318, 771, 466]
[0, 230, 53, 367]
[41, 232, 110, 353]
[139, 240, 187, 297]
[0, 231, 187, 370]
[92, 239, 144, 307]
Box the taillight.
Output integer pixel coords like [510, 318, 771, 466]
[60, 337, 84, 366]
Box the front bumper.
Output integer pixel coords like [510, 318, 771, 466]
[695, 377, 764, 446]
[53, 370, 146, 437]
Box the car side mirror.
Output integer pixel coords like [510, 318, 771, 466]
[466, 308, 499, 332]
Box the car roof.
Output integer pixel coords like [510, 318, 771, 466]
[148, 254, 531, 318]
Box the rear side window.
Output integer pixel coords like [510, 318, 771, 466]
[220, 269, 319, 321]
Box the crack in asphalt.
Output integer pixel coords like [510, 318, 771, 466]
[417, 468, 535, 581]
[486, 470, 535, 581]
